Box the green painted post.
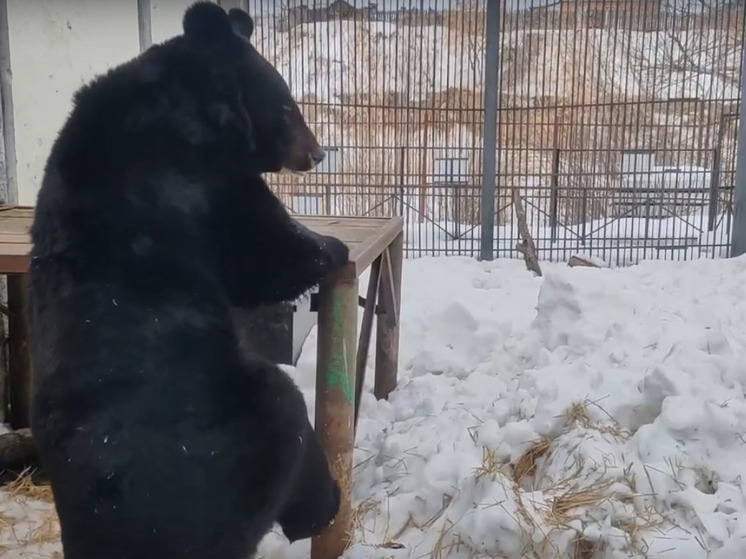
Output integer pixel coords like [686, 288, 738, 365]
[312, 263, 358, 559]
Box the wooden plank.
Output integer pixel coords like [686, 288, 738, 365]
[354, 254, 382, 433]
[512, 187, 542, 277]
[311, 263, 358, 559]
[0, 234, 29, 243]
[0, 205, 33, 216]
[0, 209, 405, 281]
[374, 232, 402, 401]
[348, 216, 404, 273]
[0, 258, 27, 274]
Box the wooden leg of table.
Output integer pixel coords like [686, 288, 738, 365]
[7, 274, 31, 430]
[374, 233, 403, 401]
[353, 255, 382, 433]
[312, 264, 358, 559]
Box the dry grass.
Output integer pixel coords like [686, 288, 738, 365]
[0, 468, 61, 558]
[573, 537, 598, 559]
[428, 518, 468, 559]
[565, 401, 631, 440]
[473, 447, 503, 482]
[25, 511, 61, 547]
[550, 480, 614, 520]
[511, 437, 552, 485]
[4, 468, 55, 502]
[352, 497, 380, 534]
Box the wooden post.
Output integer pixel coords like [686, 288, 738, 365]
[136, 0, 152, 54]
[312, 263, 358, 559]
[7, 273, 30, 429]
[512, 187, 542, 277]
[374, 232, 402, 400]
[354, 255, 382, 432]
[0, 0, 19, 204]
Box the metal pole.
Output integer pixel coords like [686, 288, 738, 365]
[480, 0, 501, 261]
[137, 0, 152, 54]
[0, 0, 18, 205]
[730, 9, 746, 257]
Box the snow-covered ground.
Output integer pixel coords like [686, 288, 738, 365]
[3, 254, 746, 558]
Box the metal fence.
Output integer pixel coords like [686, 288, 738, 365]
[251, 0, 743, 265]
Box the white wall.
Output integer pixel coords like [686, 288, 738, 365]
[152, 0, 197, 44]
[5, 0, 218, 205]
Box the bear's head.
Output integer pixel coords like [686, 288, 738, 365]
[181, 2, 325, 174]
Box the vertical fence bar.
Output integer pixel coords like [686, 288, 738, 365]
[731, 9, 746, 257]
[480, 0, 501, 261]
[137, 0, 152, 54]
[710, 147, 721, 232]
[550, 147, 560, 242]
[0, 0, 17, 205]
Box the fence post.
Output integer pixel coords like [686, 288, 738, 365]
[550, 147, 560, 241]
[480, 0, 501, 261]
[0, 0, 17, 205]
[709, 147, 720, 232]
[731, 20, 746, 257]
[137, 0, 152, 53]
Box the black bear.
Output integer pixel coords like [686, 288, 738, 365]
[28, 3, 348, 558]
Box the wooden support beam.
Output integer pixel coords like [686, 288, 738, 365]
[311, 263, 358, 559]
[7, 273, 30, 429]
[0, 0, 18, 204]
[512, 187, 542, 277]
[374, 232, 402, 400]
[354, 255, 382, 433]
[137, 0, 152, 53]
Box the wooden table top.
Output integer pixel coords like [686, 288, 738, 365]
[0, 206, 403, 276]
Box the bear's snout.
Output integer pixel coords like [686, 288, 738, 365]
[310, 147, 326, 166]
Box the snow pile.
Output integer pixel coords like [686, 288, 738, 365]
[264, 255, 746, 559]
[3, 255, 746, 559]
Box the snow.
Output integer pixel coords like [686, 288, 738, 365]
[255, 23, 741, 103]
[404, 209, 730, 265]
[4, 255, 746, 558]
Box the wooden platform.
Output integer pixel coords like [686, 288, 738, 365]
[0, 205, 403, 559]
[0, 206, 33, 274]
[0, 206, 402, 274]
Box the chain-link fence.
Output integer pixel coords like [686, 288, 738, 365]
[249, 0, 743, 265]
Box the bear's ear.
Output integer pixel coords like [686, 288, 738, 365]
[183, 2, 233, 45]
[228, 9, 254, 41]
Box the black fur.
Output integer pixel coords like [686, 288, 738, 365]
[28, 3, 346, 558]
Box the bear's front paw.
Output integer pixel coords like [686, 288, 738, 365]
[277, 481, 341, 543]
[321, 235, 349, 272]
